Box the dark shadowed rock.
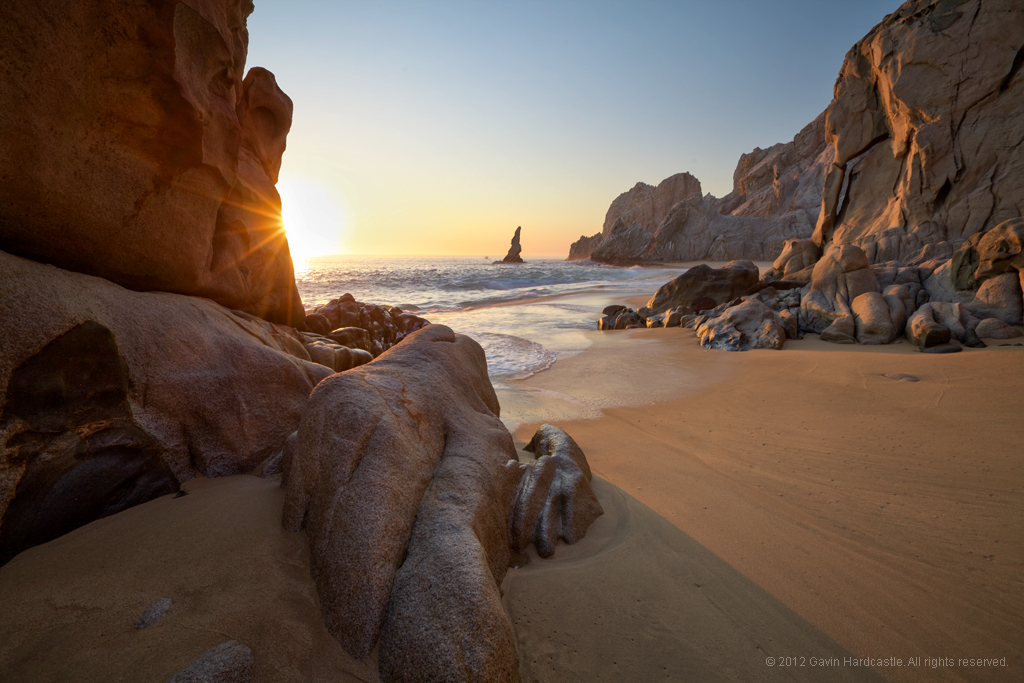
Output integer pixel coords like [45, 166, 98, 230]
[0, 250, 331, 560]
[950, 234, 982, 290]
[511, 425, 603, 558]
[644, 261, 759, 316]
[497, 226, 525, 264]
[0, 321, 178, 565]
[302, 313, 331, 336]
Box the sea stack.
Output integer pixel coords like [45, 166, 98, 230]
[496, 226, 526, 264]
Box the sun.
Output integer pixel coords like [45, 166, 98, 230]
[277, 176, 348, 263]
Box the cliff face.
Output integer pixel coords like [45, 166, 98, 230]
[0, 0, 304, 325]
[571, 114, 833, 263]
[813, 0, 1024, 264]
[574, 0, 1024, 266]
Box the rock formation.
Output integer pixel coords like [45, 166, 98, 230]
[812, 0, 1024, 265]
[282, 325, 601, 681]
[573, 1, 1024, 269]
[695, 299, 787, 351]
[0, 0, 304, 326]
[0, 250, 331, 564]
[496, 226, 526, 263]
[305, 293, 430, 358]
[569, 116, 833, 263]
[511, 424, 603, 559]
[641, 261, 760, 316]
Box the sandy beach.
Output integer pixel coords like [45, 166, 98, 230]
[499, 310, 1024, 682]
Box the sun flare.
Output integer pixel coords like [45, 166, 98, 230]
[278, 176, 348, 263]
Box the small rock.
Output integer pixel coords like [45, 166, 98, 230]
[882, 373, 919, 382]
[134, 597, 173, 629]
[167, 641, 253, 683]
[921, 340, 962, 354]
[303, 313, 331, 336]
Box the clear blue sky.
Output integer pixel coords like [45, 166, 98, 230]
[246, 0, 900, 257]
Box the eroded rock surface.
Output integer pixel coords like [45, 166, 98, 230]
[282, 326, 604, 682]
[282, 324, 521, 679]
[167, 640, 254, 683]
[0, 250, 329, 563]
[812, 0, 1024, 264]
[511, 425, 603, 558]
[0, 0, 303, 325]
[0, 321, 177, 565]
[696, 299, 787, 351]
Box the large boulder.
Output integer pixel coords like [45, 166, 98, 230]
[965, 272, 1024, 325]
[695, 300, 786, 351]
[0, 250, 330, 564]
[906, 302, 983, 349]
[283, 325, 520, 679]
[799, 244, 879, 337]
[975, 218, 1024, 281]
[282, 325, 600, 682]
[643, 261, 759, 316]
[975, 318, 1023, 339]
[812, 0, 1024, 264]
[0, 0, 304, 325]
[765, 239, 820, 281]
[852, 292, 896, 345]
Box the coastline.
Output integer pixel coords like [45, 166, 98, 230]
[498, 321, 1024, 682]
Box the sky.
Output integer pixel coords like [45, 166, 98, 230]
[246, 0, 900, 259]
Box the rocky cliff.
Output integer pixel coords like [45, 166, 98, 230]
[0, 0, 304, 326]
[813, 0, 1024, 264]
[573, 0, 1024, 267]
[570, 114, 833, 263]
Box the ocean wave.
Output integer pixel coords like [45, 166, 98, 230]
[296, 255, 686, 311]
[472, 332, 557, 380]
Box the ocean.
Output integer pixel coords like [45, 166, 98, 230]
[295, 255, 686, 381]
